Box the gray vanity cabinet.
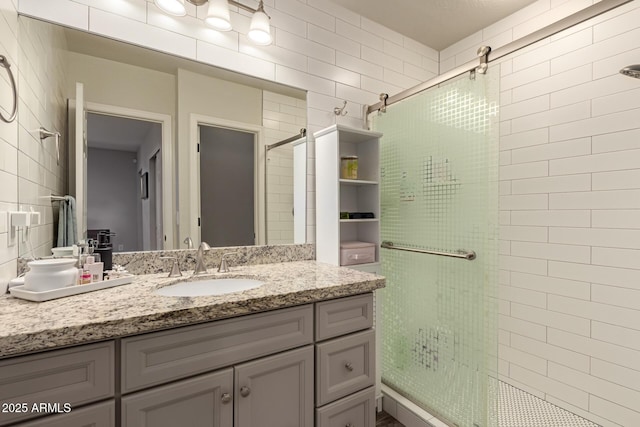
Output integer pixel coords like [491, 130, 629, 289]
[235, 346, 314, 427]
[314, 293, 376, 427]
[1, 292, 377, 427]
[122, 369, 233, 427]
[121, 346, 314, 427]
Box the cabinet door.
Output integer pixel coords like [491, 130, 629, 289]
[121, 369, 233, 427]
[235, 345, 314, 427]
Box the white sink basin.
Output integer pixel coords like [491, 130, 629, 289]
[155, 277, 265, 297]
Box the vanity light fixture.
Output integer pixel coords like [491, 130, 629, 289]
[155, 0, 187, 16]
[154, 0, 272, 45]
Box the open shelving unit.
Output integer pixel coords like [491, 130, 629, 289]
[314, 124, 382, 274]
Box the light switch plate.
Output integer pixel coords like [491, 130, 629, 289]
[4, 212, 16, 247]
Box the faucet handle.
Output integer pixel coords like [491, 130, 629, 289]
[183, 237, 193, 249]
[160, 256, 182, 278]
[218, 252, 238, 273]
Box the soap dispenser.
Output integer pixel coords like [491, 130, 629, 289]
[94, 231, 115, 271]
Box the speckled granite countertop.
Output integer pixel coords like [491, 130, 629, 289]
[0, 261, 384, 358]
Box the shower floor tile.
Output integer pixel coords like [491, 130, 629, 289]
[378, 381, 600, 427]
[498, 381, 599, 427]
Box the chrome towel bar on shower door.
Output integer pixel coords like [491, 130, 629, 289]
[381, 241, 476, 261]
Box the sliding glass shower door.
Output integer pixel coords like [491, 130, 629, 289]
[371, 69, 499, 427]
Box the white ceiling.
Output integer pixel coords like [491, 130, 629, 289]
[329, 0, 538, 50]
[87, 113, 159, 152]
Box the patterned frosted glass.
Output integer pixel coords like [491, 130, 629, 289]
[372, 69, 499, 427]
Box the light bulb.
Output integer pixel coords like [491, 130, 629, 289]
[154, 0, 187, 16]
[248, 8, 271, 45]
[205, 0, 232, 31]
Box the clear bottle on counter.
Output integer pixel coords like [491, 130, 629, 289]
[79, 269, 92, 285]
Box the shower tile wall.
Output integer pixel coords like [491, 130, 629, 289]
[263, 90, 306, 244]
[443, 1, 640, 426]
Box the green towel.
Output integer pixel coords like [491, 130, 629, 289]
[56, 195, 78, 247]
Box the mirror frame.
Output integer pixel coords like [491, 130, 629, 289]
[189, 114, 266, 246]
[78, 101, 175, 248]
[17, 15, 308, 255]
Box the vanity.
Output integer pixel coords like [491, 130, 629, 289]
[0, 259, 384, 427]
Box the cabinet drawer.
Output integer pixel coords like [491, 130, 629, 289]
[0, 341, 115, 426]
[316, 387, 375, 427]
[122, 369, 233, 427]
[316, 329, 375, 406]
[315, 293, 373, 341]
[122, 304, 313, 393]
[13, 401, 115, 427]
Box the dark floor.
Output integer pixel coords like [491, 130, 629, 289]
[377, 410, 406, 427]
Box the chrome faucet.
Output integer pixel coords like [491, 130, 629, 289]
[218, 252, 238, 273]
[194, 242, 211, 275]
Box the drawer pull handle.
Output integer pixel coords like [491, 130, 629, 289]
[345, 362, 354, 371]
[240, 386, 251, 397]
[221, 393, 232, 404]
[346, 424, 353, 427]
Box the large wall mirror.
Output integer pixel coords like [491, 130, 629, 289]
[17, 16, 308, 258]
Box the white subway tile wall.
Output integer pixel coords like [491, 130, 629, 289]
[444, 0, 640, 425]
[0, 1, 68, 290]
[4, 0, 640, 425]
[0, 0, 19, 292]
[16, 17, 68, 259]
[263, 90, 305, 244]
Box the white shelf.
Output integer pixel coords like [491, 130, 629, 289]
[313, 124, 382, 143]
[342, 262, 380, 274]
[315, 125, 380, 270]
[339, 179, 378, 186]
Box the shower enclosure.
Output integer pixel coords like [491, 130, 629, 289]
[371, 68, 499, 427]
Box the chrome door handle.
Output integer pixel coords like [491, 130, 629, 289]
[221, 393, 231, 404]
[240, 386, 251, 397]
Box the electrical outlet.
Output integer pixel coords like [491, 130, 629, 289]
[118, 244, 124, 251]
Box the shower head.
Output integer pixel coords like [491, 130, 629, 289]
[620, 64, 640, 79]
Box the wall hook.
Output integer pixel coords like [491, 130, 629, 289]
[333, 100, 348, 116]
